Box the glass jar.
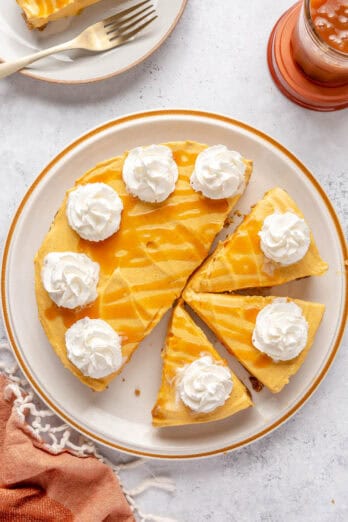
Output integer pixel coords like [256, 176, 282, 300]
[292, 0, 348, 85]
[267, 0, 348, 111]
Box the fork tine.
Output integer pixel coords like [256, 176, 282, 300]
[109, 14, 158, 43]
[103, 0, 151, 28]
[105, 4, 154, 34]
[106, 8, 156, 36]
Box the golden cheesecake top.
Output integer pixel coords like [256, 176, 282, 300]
[35, 141, 253, 391]
[152, 302, 252, 427]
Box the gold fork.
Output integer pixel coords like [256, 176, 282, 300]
[0, 0, 157, 80]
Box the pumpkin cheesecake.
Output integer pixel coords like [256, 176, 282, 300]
[189, 187, 328, 293]
[152, 302, 252, 427]
[184, 290, 325, 393]
[16, 0, 103, 29]
[35, 141, 253, 391]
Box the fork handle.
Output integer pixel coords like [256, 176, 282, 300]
[0, 40, 75, 80]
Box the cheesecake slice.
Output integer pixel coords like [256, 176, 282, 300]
[184, 290, 325, 393]
[35, 141, 253, 391]
[16, 0, 102, 29]
[152, 302, 252, 427]
[188, 187, 328, 294]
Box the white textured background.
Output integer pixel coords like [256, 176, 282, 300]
[0, 1, 347, 521]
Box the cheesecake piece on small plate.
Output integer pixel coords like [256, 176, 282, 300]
[16, 0, 102, 29]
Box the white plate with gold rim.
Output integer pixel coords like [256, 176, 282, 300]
[0, 0, 186, 84]
[2, 110, 347, 459]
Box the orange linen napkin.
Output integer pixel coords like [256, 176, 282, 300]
[0, 375, 135, 522]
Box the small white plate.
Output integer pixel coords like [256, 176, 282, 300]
[2, 110, 347, 459]
[0, 0, 186, 84]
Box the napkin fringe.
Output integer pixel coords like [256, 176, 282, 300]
[0, 341, 177, 522]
